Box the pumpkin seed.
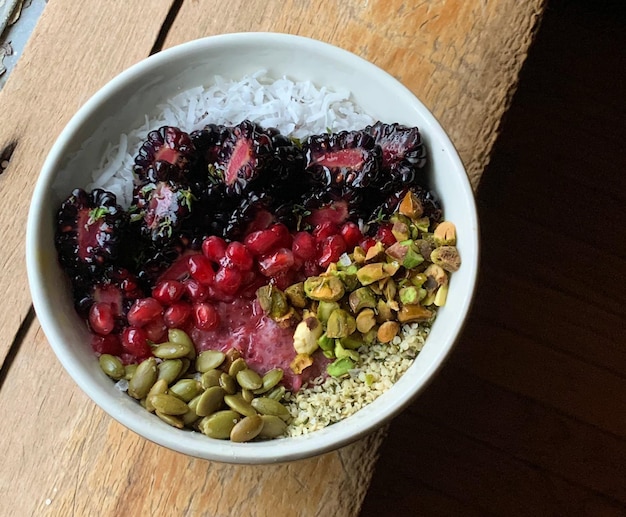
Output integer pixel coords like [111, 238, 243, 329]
[196, 350, 226, 372]
[236, 368, 263, 390]
[228, 357, 248, 378]
[155, 410, 184, 429]
[200, 410, 240, 439]
[124, 364, 138, 380]
[157, 359, 184, 384]
[253, 369, 284, 395]
[219, 372, 237, 395]
[145, 378, 169, 412]
[230, 415, 264, 443]
[224, 393, 257, 417]
[196, 386, 225, 417]
[251, 397, 291, 420]
[201, 369, 222, 390]
[98, 354, 125, 380]
[149, 393, 189, 415]
[169, 378, 202, 402]
[167, 329, 196, 359]
[128, 358, 158, 399]
[266, 386, 286, 402]
[183, 394, 202, 426]
[152, 341, 192, 360]
[258, 415, 288, 439]
[241, 388, 255, 403]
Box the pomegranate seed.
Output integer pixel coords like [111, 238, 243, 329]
[202, 235, 227, 263]
[121, 326, 152, 358]
[151, 279, 185, 305]
[272, 269, 296, 290]
[214, 265, 243, 296]
[91, 333, 123, 355]
[340, 222, 363, 250]
[188, 255, 215, 286]
[269, 223, 292, 248]
[224, 241, 254, 271]
[292, 231, 317, 261]
[317, 234, 347, 269]
[193, 302, 220, 330]
[144, 316, 168, 343]
[258, 248, 295, 277]
[89, 302, 116, 335]
[303, 259, 322, 277]
[376, 224, 396, 247]
[184, 278, 210, 302]
[359, 237, 377, 252]
[164, 301, 192, 328]
[127, 297, 163, 327]
[244, 228, 281, 256]
[313, 221, 338, 241]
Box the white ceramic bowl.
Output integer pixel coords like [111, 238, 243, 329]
[26, 33, 479, 464]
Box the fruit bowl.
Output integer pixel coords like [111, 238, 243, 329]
[26, 33, 479, 464]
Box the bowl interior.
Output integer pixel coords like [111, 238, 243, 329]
[27, 33, 479, 463]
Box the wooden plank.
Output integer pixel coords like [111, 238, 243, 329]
[163, 0, 546, 190]
[0, 0, 175, 366]
[0, 320, 386, 516]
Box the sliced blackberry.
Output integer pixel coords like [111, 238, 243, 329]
[130, 181, 194, 244]
[222, 190, 276, 240]
[303, 130, 382, 190]
[133, 126, 197, 184]
[210, 120, 274, 196]
[299, 187, 365, 229]
[55, 188, 127, 274]
[73, 266, 144, 321]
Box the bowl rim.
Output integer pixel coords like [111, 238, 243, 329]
[26, 31, 480, 463]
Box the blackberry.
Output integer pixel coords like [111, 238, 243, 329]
[133, 126, 197, 185]
[222, 190, 276, 240]
[303, 130, 382, 190]
[55, 188, 127, 275]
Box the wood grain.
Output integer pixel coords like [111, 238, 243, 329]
[0, 0, 550, 515]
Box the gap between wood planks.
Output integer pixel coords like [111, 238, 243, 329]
[0, 0, 185, 389]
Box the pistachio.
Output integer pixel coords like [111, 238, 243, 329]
[230, 415, 264, 442]
[382, 278, 397, 302]
[317, 333, 335, 353]
[356, 263, 389, 285]
[317, 301, 340, 324]
[327, 357, 355, 378]
[98, 354, 125, 380]
[424, 263, 449, 294]
[376, 299, 394, 323]
[430, 245, 461, 272]
[340, 332, 365, 350]
[434, 221, 457, 246]
[377, 321, 400, 343]
[195, 350, 226, 372]
[391, 220, 410, 242]
[290, 353, 314, 374]
[399, 191, 424, 219]
[434, 284, 449, 307]
[128, 357, 158, 400]
[256, 285, 290, 319]
[304, 275, 345, 302]
[356, 308, 377, 333]
[352, 246, 366, 264]
[397, 304, 433, 323]
[399, 286, 419, 304]
[326, 309, 357, 338]
[284, 282, 307, 308]
[348, 287, 377, 313]
[293, 316, 323, 355]
[414, 238, 434, 260]
[362, 328, 379, 345]
[383, 261, 401, 276]
[334, 341, 359, 362]
[364, 241, 385, 262]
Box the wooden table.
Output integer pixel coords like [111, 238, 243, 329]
[0, 0, 547, 515]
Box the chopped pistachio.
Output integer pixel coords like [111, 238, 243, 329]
[326, 309, 357, 338]
[348, 287, 377, 313]
[434, 221, 457, 246]
[290, 353, 314, 375]
[399, 286, 419, 304]
[293, 316, 323, 355]
[304, 275, 345, 301]
[356, 308, 377, 333]
[327, 357, 355, 378]
[356, 263, 390, 285]
[398, 191, 424, 219]
[430, 246, 461, 272]
[317, 301, 340, 324]
[284, 282, 307, 308]
[334, 340, 360, 361]
[397, 304, 433, 323]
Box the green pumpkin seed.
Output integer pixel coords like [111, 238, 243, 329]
[252, 368, 284, 394]
[236, 368, 263, 390]
[149, 393, 189, 415]
[196, 350, 226, 372]
[228, 357, 248, 378]
[124, 364, 138, 380]
[157, 359, 184, 385]
[152, 341, 192, 360]
[258, 415, 288, 439]
[201, 369, 222, 390]
[251, 397, 291, 420]
[167, 329, 196, 359]
[98, 354, 125, 380]
[266, 386, 286, 402]
[169, 378, 202, 402]
[241, 388, 255, 403]
[224, 393, 257, 417]
[200, 410, 240, 439]
[128, 358, 158, 399]
[196, 386, 225, 417]
[155, 410, 185, 429]
[145, 378, 169, 412]
[219, 372, 237, 395]
[230, 415, 264, 443]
